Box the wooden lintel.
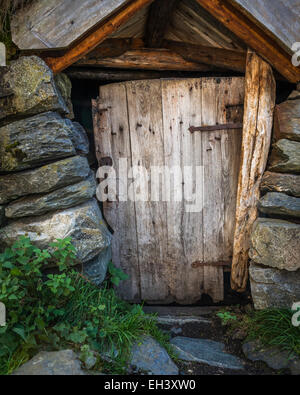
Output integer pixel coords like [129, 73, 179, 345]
[145, 0, 178, 48]
[196, 0, 300, 83]
[164, 40, 246, 73]
[75, 48, 222, 72]
[43, 0, 154, 73]
[231, 49, 276, 292]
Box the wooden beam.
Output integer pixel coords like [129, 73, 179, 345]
[75, 48, 221, 71]
[196, 0, 300, 83]
[145, 0, 178, 47]
[231, 49, 276, 292]
[164, 40, 246, 73]
[66, 68, 209, 81]
[43, 0, 154, 73]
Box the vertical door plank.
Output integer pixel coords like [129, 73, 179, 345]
[126, 80, 170, 302]
[201, 78, 224, 302]
[162, 79, 204, 304]
[97, 83, 141, 301]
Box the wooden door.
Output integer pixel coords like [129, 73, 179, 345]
[93, 77, 244, 304]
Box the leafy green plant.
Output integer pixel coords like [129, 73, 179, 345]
[107, 262, 129, 286]
[0, 236, 78, 373]
[0, 236, 173, 375]
[216, 310, 238, 326]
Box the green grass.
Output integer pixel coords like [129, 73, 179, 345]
[58, 273, 175, 373]
[247, 308, 300, 357]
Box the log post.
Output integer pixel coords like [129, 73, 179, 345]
[231, 49, 276, 292]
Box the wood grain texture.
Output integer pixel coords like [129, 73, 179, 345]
[165, 0, 245, 50]
[145, 0, 178, 47]
[43, 0, 154, 73]
[231, 50, 276, 292]
[231, 0, 300, 55]
[11, 0, 131, 50]
[75, 48, 219, 71]
[164, 40, 246, 72]
[196, 0, 300, 83]
[94, 77, 244, 303]
[93, 85, 141, 301]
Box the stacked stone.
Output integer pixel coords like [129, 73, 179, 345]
[249, 88, 300, 309]
[0, 56, 111, 286]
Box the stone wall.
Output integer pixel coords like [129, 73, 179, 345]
[0, 56, 111, 286]
[249, 88, 300, 309]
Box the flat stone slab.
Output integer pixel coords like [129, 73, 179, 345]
[249, 263, 300, 310]
[170, 337, 244, 370]
[12, 350, 85, 375]
[130, 336, 178, 375]
[243, 340, 300, 374]
[250, 218, 300, 271]
[258, 192, 300, 219]
[269, 139, 300, 174]
[260, 172, 300, 197]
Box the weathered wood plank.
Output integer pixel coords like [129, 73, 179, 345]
[164, 40, 246, 73]
[231, 50, 276, 292]
[43, 0, 154, 73]
[75, 48, 219, 71]
[165, 0, 245, 50]
[196, 0, 300, 83]
[231, 0, 300, 55]
[126, 80, 170, 303]
[161, 79, 205, 304]
[145, 0, 178, 47]
[11, 0, 131, 50]
[94, 83, 141, 301]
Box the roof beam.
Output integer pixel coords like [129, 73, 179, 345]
[196, 0, 300, 83]
[75, 47, 222, 72]
[164, 40, 246, 73]
[43, 0, 154, 73]
[145, 0, 178, 48]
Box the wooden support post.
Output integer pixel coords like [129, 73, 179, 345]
[231, 49, 276, 292]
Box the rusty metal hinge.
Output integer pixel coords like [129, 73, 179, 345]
[189, 123, 243, 133]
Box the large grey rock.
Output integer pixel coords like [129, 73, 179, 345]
[258, 192, 300, 219]
[274, 100, 300, 142]
[65, 120, 89, 155]
[269, 139, 300, 173]
[260, 171, 300, 197]
[170, 337, 244, 370]
[0, 156, 90, 204]
[0, 112, 76, 172]
[12, 350, 85, 375]
[5, 174, 96, 218]
[0, 56, 68, 125]
[243, 340, 300, 374]
[249, 262, 300, 309]
[130, 336, 178, 375]
[54, 73, 74, 120]
[0, 199, 112, 264]
[83, 245, 112, 286]
[250, 218, 300, 271]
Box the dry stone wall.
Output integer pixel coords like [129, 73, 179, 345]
[0, 56, 111, 285]
[250, 88, 300, 309]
